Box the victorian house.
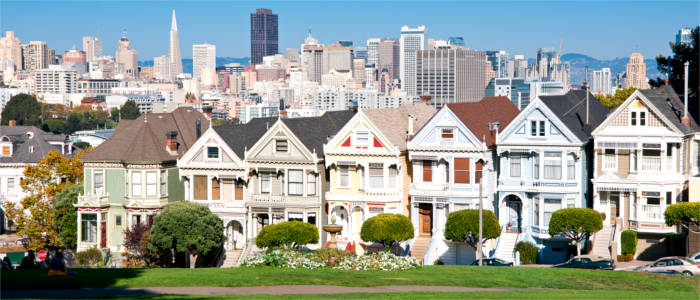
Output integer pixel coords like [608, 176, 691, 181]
[407, 97, 519, 265]
[591, 86, 698, 260]
[496, 90, 607, 264]
[76, 108, 208, 253]
[323, 103, 436, 251]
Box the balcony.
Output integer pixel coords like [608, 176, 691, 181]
[640, 156, 675, 172]
[77, 194, 109, 207]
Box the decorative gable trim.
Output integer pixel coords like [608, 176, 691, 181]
[245, 119, 316, 162]
[592, 90, 684, 136]
[497, 97, 583, 145]
[177, 127, 244, 169]
[323, 111, 398, 157]
[408, 105, 483, 150]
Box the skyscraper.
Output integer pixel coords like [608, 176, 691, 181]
[22, 41, 50, 71]
[591, 68, 613, 95]
[250, 8, 278, 65]
[82, 36, 102, 63]
[378, 38, 399, 80]
[154, 55, 170, 81]
[625, 53, 647, 89]
[0, 31, 22, 70]
[192, 43, 216, 80]
[301, 31, 323, 83]
[416, 47, 486, 106]
[676, 27, 692, 46]
[486, 50, 509, 78]
[63, 48, 87, 72]
[400, 25, 426, 96]
[169, 10, 183, 79]
[116, 33, 138, 78]
[366, 38, 380, 66]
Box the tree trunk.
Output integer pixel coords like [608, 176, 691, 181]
[576, 240, 581, 257]
[189, 252, 197, 269]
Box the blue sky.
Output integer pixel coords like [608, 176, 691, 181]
[1, 1, 697, 61]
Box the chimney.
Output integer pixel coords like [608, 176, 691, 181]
[196, 118, 201, 138]
[420, 95, 431, 104]
[665, 72, 669, 86]
[8, 120, 15, 127]
[203, 106, 213, 118]
[407, 114, 415, 140]
[682, 61, 690, 127]
[165, 131, 178, 153]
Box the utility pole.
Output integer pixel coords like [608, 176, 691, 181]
[478, 179, 483, 266]
[585, 66, 589, 125]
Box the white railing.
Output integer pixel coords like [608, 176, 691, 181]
[641, 157, 662, 172]
[640, 204, 662, 220]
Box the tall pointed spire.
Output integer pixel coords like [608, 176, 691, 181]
[168, 9, 183, 80]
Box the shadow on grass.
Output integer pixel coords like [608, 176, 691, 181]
[0, 268, 145, 291]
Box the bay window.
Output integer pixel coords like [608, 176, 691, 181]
[387, 165, 397, 188]
[260, 172, 271, 194]
[288, 170, 303, 195]
[474, 161, 483, 184]
[510, 153, 521, 177]
[81, 214, 97, 242]
[454, 158, 470, 184]
[338, 166, 350, 188]
[567, 155, 576, 180]
[235, 181, 244, 200]
[544, 152, 562, 180]
[603, 149, 616, 170]
[160, 170, 167, 195]
[211, 178, 220, 200]
[422, 161, 432, 182]
[193, 175, 207, 200]
[533, 153, 540, 179]
[94, 171, 104, 195]
[543, 198, 561, 226]
[369, 163, 384, 189]
[307, 173, 316, 196]
[131, 172, 142, 196]
[146, 172, 157, 197]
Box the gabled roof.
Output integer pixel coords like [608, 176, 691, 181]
[363, 103, 437, 151]
[637, 86, 700, 134]
[0, 126, 71, 164]
[83, 107, 209, 163]
[446, 97, 520, 147]
[539, 90, 609, 141]
[213, 117, 276, 159]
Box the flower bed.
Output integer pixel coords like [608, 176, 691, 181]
[242, 247, 419, 271]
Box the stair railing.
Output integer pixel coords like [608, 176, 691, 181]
[490, 224, 507, 258]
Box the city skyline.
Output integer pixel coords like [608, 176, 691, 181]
[1, 1, 697, 61]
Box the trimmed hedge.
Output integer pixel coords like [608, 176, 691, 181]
[621, 230, 637, 255]
[444, 209, 501, 247]
[360, 214, 414, 248]
[665, 233, 687, 256]
[256, 221, 319, 248]
[515, 241, 538, 264]
[76, 247, 103, 267]
[664, 202, 700, 227]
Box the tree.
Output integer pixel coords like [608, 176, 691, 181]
[110, 107, 120, 122]
[596, 87, 637, 109]
[53, 183, 82, 249]
[360, 213, 414, 250]
[2, 150, 87, 250]
[120, 100, 141, 120]
[149, 201, 224, 268]
[548, 208, 603, 256]
[255, 221, 319, 248]
[1, 94, 42, 126]
[664, 202, 700, 230]
[444, 209, 501, 251]
[41, 119, 67, 133]
[650, 26, 699, 119]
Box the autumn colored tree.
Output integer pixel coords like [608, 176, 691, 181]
[2, 149, 88, 250]
[596, 87, 637, 109]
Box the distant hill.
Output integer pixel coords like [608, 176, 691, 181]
[138, 57, 250, 74]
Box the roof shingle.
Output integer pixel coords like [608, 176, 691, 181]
[446, 97, 520, 147]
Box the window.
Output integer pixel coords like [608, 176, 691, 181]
[160, 170, 167, 195]
[441, 128, 454, 140]
[288, 170, 303, 195]
[307, 212, 316, 225]
[146, 172, 157, 196]
[338, 166, 350, 188]
[211, 178, 220, 200]
[369, 163, 384, 189]
[133, 214, 142, 225]
[1, 146, 10, 156]
[666, 191, 672, 205]
[288, 212, 303, 222]
[235, 181, 244, 200]
[603, 149, 617, 170]
[422, 161, 432, 182]
[567, 197, 576, 208]
[544, 152, 562, 180]
[81, 214, 97, 242]
[534, 201, 539, 226]
[307, 174, 316, 196]
[567, 155, 576, 180]
[510, 153, 521, 177]
[530, 120, 546, 137]
[260, 172, 271, 193]
[454, 158, 470, 184]
[355, 131, 369, 145]
[530, 120, 537, 136]
[275, 139, 288, 152]
[475, 161, 483, 184]
[194, 175, 207, 200]
[630, 111, 647, 126]
[533, 153, 540, 179]
[539, 120, 546, 136]
[131, 172, 142, 196]
[387, 166, 397, 189]
[646, 197, 660, 205]
[207, 147, 219, 158]
[115, 215, 122, 227]
[543, 198, 561, 226]
[94, 171, 104, 195]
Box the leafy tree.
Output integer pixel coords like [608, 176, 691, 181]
[548, 208, 603, 256]
[73, 141, 92, 149]
[664, 202, 700, 230]
[41, 118, 66, 133]
[596, 87, 637, 109]
[2, 150, 87, 250]
[650, 26, 699, 119]
[53, 183, 82, 249]
[149, 201, 224, 268]
[120, 100, 141, 120]
[444, 209, 501, 251]
[255, 221, 319, 248]
[110, 107, 120, 122]
[360, 213, 414, 250]
[124, 222, 152, 254]
[1, 94, 42, 126]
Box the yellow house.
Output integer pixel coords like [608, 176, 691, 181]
[323, 103, 436, 249]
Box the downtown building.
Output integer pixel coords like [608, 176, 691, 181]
[82, 36, 102, 63]
[250, 8, 278, 65]
[416, 47, 486, 107]
[400, 26, 426, 97]
[192, 43, 216, 81]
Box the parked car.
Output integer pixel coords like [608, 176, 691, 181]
[688, 252, 700, 264]
[470, 258, 513, 266]
[635, 257, 700, 276]
[552, 256, 615, 270]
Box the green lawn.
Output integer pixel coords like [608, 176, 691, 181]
[2, 266, 698, 295]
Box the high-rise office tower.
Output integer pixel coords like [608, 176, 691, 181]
[352, 58, 365, 81]
[591, 68, 613, 95]
[250, 8, 278, 65]
[512, 54, 527, 78]
[22, 41, 50, 71]
[82, 36, 102, 63]
[366, 38, 380, 66]
[323, 43, 353, 73]
[400, 25, 426, 96]
[486, 50, 509, 79]
[0, 31, 22, 70]
[378, 38, 399, 80]
[63, 49, 87, 72]
[416, 47, 486, 106]
[154, 55, 170, 81]
[192, 43, 216, 80]
[301, 31, 323, 83]
[169, 10, 183, 79]
[676, 27, 692, 46]
[353, 47, 367, 60]
[625, 53, 647, 89]
[116, 33, 138, 78]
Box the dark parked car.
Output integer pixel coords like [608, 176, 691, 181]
[553, 256, 615, 270]
[470, 258, 513, 266]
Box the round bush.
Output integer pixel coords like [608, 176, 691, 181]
[256, 221, 319, 248]
[620, 230, 637, 255]
[515, 241, 538, 264]
[444, 209, 500, 247]
[360, 213, 414, 248]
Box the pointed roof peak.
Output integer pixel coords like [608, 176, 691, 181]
[171, 10, 178, 31]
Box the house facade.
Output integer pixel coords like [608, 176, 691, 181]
[76, 108, 208, 253]
[496, 90, 607, 264]
[591, 87, 698, 260]
[408, 97, 519, 265]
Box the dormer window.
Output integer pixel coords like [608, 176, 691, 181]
[441, 128, 454, 140]
[2, 145, 11, 156]
[275, 139, 288, 152]
[355, 131, 369, 145]
[630, 110, 647, 126]
[530, 120, 546, 137]
[207, 147, 219, 158]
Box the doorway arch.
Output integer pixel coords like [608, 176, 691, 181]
[225, 220, 244, 250]
[505, 195, 523, 233]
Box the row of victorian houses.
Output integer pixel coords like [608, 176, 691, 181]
[15, 85, 696, 266]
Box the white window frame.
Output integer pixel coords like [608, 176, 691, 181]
[543, 151, 562, 180]
[287, 169, 304, 196]
[146, 171, 157, 197]
[94, 170, 104, 195]
[529, 119, 547, 137]
[275, 139, 288, 152]
[629, 109, 647, 126]
[307, 173, 316, 196]
[260, 172, 271, 194]
[368, 163, 384, 189]
[131, 171, 142, 197]
[602, 148, 617, 171]
[160, 170, 167, 196]
[338, 165, 350, 188]
[440, 127, 455, 144]
[7, 177, 15, 195]
[510, 153, 522, 178]
[387, 165, 397, 189]
[207, 146, 219, 159]
[567, 154, 576, 180]
[354, 130, 370, 145]
[532, 152, 540, 180]
[81, 213, 97, 243]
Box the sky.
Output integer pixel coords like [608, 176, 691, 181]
[1, 1, 698, 61]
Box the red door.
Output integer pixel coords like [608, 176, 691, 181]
[100, 221, 107, 248]
[419, 204, 433, 236]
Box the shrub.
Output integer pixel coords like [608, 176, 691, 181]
[548, 208, 603, 256]
[621, 230, 638, 255]
[616, 253, 634, 262]
[76, 247, 103, 267]
[664, 202, 700, 228]
[256, 221, 319, 248]
[665, 233, 687, 256]
[444, 209, 500, 249]
[515, 241, 538, 264]
[360, 214, 414, 249]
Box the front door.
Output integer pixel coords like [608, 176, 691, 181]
[100, 221, 107, 248]
[507, 197, 522, 232]
[418, 203, 433, 236]
[610, 193, 619, 225]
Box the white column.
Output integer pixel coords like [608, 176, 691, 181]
[77, 212, 83, 249]
[302, 168, 307, 197]
[268, 207, 273, 224]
